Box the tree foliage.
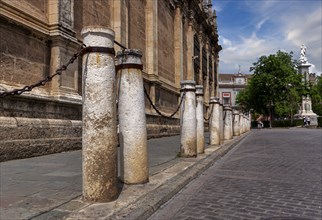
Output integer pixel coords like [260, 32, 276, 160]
[310, 76, 322, 116]
[236, 50, 304, 118]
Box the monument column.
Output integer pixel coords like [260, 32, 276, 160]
[297, 44, 318, 126]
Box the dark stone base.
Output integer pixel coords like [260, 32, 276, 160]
[0, 117, 82, 162]
[146, 114, 180, 139]
[0, 114, 182, 162]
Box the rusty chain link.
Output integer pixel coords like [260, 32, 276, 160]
[143, 86, 185, 119]
[0, 44, 87, 98]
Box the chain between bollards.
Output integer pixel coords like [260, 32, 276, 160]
[204, 104, 214, 121]
[143, 86, 186, 119]
[0, 44, 87, 98]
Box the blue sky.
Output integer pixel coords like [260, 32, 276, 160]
[212, 0, 322, 75]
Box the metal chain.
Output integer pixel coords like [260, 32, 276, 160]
[204, 104, 214, 121]
[143, 86, 185, 119]
[0, 44, 87, 98]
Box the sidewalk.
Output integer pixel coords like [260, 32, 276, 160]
[0, 132, 250, 220]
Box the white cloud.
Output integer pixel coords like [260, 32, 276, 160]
[217, 0, 322, 75]
[281, 5, 322, 74]
[255, 17, 269, 31]
[219, 32, 278, 73]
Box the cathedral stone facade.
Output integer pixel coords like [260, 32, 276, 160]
[0, 0, 221, 161]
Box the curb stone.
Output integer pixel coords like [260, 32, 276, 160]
[64, 131, 251, 220]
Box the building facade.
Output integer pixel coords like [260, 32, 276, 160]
[0, 0, 221, 161]
[218, 72, 251, 107]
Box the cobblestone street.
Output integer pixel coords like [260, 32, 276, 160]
[149, 128, 322, 220]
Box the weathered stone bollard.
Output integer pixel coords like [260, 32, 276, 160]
[116, 49, 148, 184]
[196, 85, 205, 154]
[209, 97, 220, 146]
[239, 113, 244, 134]
[81, 27, 118, 202]
[233, 110, 240, 136]
[224, 106, 233, 140]
[180, 80, 197, 157]
[219, 102, 224, 144]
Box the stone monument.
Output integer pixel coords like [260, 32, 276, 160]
[297, 44, 318, 126]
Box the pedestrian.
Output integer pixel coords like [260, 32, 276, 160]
[256, 115, 264, 129]
[303, 116, 307, 127]
[307, 116, 311, 126]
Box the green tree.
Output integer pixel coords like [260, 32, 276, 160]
[310, 76, 322, 116]
[236, 50, 303, 127]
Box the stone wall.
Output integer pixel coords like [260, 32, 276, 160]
[128, 0, 146, 67]
[0, 117, 82, 162]
[0, 0, 221, 161]
[157, 0, 175, 83]
[146, 114, 180, 139]
[82, 0, 112, 29]
[0, 18, 50, 89]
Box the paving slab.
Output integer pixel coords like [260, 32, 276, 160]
[149, 128, 322, 220]
[0, 132, 249, 219]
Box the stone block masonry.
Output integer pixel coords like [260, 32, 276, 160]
[0, 117, 81, 162]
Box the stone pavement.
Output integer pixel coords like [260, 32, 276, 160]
[0, 132, 249, 220]
[149, 128, 322, 220]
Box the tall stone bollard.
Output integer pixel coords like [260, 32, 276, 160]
[219, 102, 224, 144]
[196, 85, 205, 154]
[224, 106, 233, 140]
[117, 49, 148, 184]
[180, 80, 197, 157]
[233, 110, 240, 136]
[81, 27, 118, 202]
[209, 97, 220, 146]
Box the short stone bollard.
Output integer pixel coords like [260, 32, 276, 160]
[81, 27, 118, 202]
[224, 106, 233, 140]
[239, 113, 244, 134]
[196, 85, 205, 154]
[209, 97, 220, 146]
[116, 49, 148, 184]
[233, 110, 240, 136]
[219, 102, 224, 144]
[180, 80, 197, 157]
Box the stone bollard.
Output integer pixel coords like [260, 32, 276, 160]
[180, 80, 197, 157]
[243, 115, 247, 133]
[223, 106, 233, 140]
[209, 97, 220, 146]
[116, 49, 148, 184]
[233, 110, 240, 136]
[81, 27, 118, 202]
[241, 115, 245, 134]
[196, 85, 205, 154]
[239, 113, 244, 134]
[219, 102, 224, 144]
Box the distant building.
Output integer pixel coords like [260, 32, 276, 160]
[218, 72, 251, 107]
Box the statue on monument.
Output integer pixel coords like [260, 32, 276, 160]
[297, 45, 318, 126]
[299, 44, 308, 64]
